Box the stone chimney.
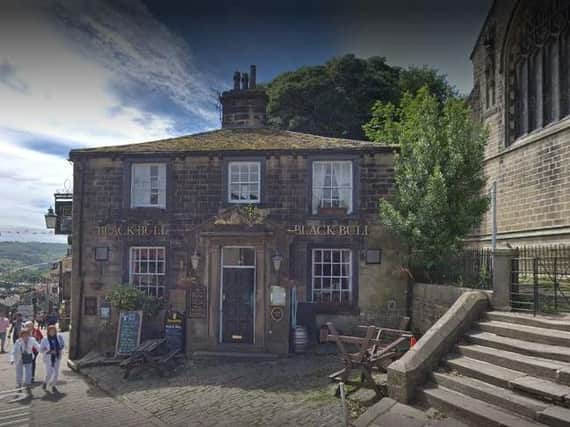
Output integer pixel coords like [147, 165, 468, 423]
[220, 65, 267, 129]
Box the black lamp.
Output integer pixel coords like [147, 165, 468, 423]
[44, 206, 57, 229]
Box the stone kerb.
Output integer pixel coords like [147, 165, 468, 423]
[387, 291, 490, 403]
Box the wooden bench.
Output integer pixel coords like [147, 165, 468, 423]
[120, 338, 181, 379]
[326, 322, 412, 394]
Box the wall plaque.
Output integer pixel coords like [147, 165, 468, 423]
[115, 310, 143, 356]
[270, 306, 284, 322]
[270, 286, 286, 306]
[287, 224, 368, 237]
[189, 284, 207, 318]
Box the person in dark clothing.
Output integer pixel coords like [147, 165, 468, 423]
[46, 311, 58, 327]
[9, 313, 23, 344]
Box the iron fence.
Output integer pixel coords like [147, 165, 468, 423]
[510, 245, 570, 315]
[410, 248, 493, 289]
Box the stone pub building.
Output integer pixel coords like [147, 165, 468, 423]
[68, 67, 406, 358]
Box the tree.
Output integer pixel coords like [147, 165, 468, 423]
[364, 87, 489, 266]
[266, 55, 400, 140]
[266, 55, 455, 140]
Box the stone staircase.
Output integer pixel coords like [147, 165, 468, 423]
[419, 310, 570, 427]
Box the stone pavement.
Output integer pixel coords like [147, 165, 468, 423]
[0, 332, 163, 427]
[82, 354, 349, 426]
[354, 398, 468, 427]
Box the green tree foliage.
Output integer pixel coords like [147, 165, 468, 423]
[364, 87, 489, 266]
[266, 55, 454, 140]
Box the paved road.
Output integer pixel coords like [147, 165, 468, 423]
[0, 333, 162, 427]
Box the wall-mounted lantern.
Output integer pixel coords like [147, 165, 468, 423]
[272, 251, 283, 274]
[44, 206, 57, 229]
[190, 250, 201, 271]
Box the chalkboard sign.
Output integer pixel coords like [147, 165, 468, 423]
[165, 311, 184, 352]
[189, 284, 207, 318]
[115, 311, 143, 356]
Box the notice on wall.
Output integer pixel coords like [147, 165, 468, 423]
[270, 286, 286, 306]
[188, 284, 207, 318]
[165, 311, 184, 353]
[115, 311, 143, 356]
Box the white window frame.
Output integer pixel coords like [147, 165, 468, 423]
[129, 246, 166, 298]
[228, 161, 261, 204]
[130, 163, 167, 208]
[312, 160, 353, 214]
[311, 248, 352, 305]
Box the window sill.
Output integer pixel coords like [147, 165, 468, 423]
[311, 303, 360, 315]
[487, 115, 570, 162]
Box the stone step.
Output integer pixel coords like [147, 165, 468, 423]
[510, 376, 570, 405]
[476, 320, 570, 347]
[445, 355, 526, 388]
[485, 311, 570, 332]
[432, 371, 548, 420]
[465, 330, 570, 363]
[539, 406, 570, 427]
[446, 355, 570, 406]
[457, 344, 570, 382]
[420, 385, 546, 427]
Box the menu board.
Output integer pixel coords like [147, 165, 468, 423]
[165, 311, 184, 352]
[189, 284, 207, 318]
[115, 311, 143, 356]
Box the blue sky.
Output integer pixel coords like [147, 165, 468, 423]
[0, 0, 492, 242]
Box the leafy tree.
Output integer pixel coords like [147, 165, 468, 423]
[364, 87, 489, 266]
[266, 55, 400, 139]
[266, 55, 455, 140]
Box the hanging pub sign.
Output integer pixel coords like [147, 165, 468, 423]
[287, 224, 368, 237]
[115, 311, 143, 356]
[165, 311, 185, 353]
[97, 223, 167, 239]
[188, 284, 207, 318]
[54, 193, 73, 235]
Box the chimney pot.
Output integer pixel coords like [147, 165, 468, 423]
[242, 72, 249, 90]
[250, 65, 256, 88]
[233, 71, 241, 90]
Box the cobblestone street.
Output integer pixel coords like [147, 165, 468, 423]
[82, 354, 348, 427]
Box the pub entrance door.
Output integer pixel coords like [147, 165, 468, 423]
[220, 247, 256, 344]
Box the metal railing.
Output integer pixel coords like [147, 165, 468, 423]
[510, 248, 570, 315]
[410, 248, 493, 289]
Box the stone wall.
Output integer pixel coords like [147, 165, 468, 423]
[69, 149, 405, 357]
[411, 282, 491, 334]
[470, 1, 570, 246]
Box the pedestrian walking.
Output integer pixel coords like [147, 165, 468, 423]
[9, 313, 23, 344]
[0, 312, 9, 353]
[24, 321, 43, 383]
[46, 311, 58, 327]
[40, 325, 64, 393]
[10, 329, 39, 393]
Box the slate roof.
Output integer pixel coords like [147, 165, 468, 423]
[69, 127, 394, 158]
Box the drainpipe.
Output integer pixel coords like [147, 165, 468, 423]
[72, 158, 86, 358]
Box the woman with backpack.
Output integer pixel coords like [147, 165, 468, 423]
[10, 329, 40, 393]
[40, 325, 64, 393]
[24, 321, 43, 383]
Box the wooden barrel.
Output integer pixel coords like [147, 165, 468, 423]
[293, 325, 308, 353]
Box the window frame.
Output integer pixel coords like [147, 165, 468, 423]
[128, 246, 167, 298]
[310, 159, 356, 215]
[227, 160, 262, 204]
[130, 162, 167, 209]
[310, 248, 353, 306]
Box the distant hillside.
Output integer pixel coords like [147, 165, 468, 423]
[0, 242, 68, 283]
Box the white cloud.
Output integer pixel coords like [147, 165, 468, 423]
[0, 0, 220, 239]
